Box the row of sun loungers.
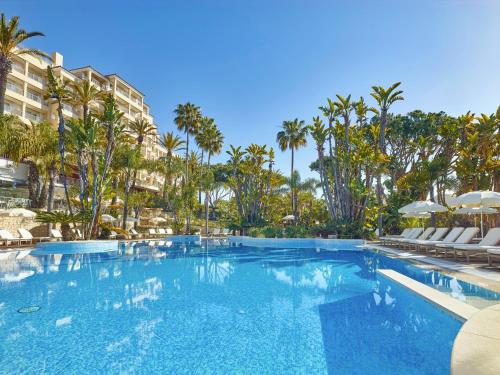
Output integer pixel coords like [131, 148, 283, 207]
[0, 228, 52, 246]
[380, 227, 500, 263]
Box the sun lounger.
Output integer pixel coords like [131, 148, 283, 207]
[129, 228, 141, 239]
[212, 228, 221, 237]
[416, 227, 465, 253]
[166, 228, 173, 235]
[0, 229, 30, 246]
[221, 228, 230, 236]
[109, 230, 118, 239]
[18, 228, 50, 243]
[158, 228, 167, 237]
[433, 227, 479, 257]
[51, 229, 63, 241]
[395, 228, 435, 249]
[487, 247, 500, 266]
[451, 228, 500, 262]
[384, 228, 423, 246]
[405, 228, 449, 250]
[379, 228, 413, 243]
[148, 228, 158, 238]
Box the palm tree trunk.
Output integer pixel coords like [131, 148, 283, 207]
[185, 132, 190, 233]
[0, 56, 11, 115]
[377, 108, 388, 236]
[47, 162, 57, 233]
[204, 154, 211, 236]
[57, 102, 74, 216]
[122, 169, 131, 229]
[291, 147, 296, 222]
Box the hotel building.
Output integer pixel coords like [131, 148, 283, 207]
[2, 50, 167, 195]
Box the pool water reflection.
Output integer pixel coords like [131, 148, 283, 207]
[0, 241, 496, 374]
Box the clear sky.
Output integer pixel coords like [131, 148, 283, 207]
[4, 0, 500, 178]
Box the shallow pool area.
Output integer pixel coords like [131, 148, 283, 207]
[0, 240, 498, 374]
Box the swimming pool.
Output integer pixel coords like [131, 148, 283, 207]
[0, 240, 497, 374]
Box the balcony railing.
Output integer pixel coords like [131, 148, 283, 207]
[27, 91, 42, 103]
[28, 71, 45, 84]
[4, 103, 22, 116]
[11, 62, 25, 74]
[25, 111, 41, 122]
[6, 81, 23, 95]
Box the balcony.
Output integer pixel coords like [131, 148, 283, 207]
[27, 90, 42, 104]
[6, 81, 23, 95]
[4, 102, 22, 116]
[12, 62, 25, 74]
[28, 71, 45, 84]
[116, 87, 129, 98]
[25, 110, 42, 123]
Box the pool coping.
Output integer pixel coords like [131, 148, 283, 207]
[366, 243, 500, 293]
[451, 303, 500, 375]
[377, 269, 479, 321]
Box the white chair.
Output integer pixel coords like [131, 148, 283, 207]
[129, 228, 141, 239]
[166, 228, 173, 235]
[406, 228, 449, 250]
[148, 228, 158, 238]
[452, 228, 500, 262]
[417, 227, 465, 253]
[434, 227, 480, 257]
[0, 229, 29, 246]
[51, 229, 63, 241]
[18, 228, 50, 243]
[158, 228, 167, 236]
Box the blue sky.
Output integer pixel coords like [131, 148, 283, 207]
[4, 0, 500, 178]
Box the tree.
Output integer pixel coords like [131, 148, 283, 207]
[71, 78, 102, 121]
[174, 102, 202, 231]
[276, 118, 308, 221]
[370, 82, 404, 235]
[128, 118, 156, 189]
[0, 14, 48, 115]
[44, 66, 74, 215]
[196, 121, 224, 234]
[159, 131, 185, 193]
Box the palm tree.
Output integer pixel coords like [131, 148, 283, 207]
[174, 102, 202, 183]
[197, 122, 224, 234]
[370, 82, 404, 235]
[309, 116, 335, 219]
[128, 118, 156, 189]
[159, 131, 185, 193]
[195, 116, 215, 207]
[174, 102, 202, 232]
[0, 14, 48, 115]
[71, 78, 102, 121]
[276, 119, 308, 221]
[44, 66, 74, 215]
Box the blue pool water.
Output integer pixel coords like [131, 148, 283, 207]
[0, 240, 497, 374]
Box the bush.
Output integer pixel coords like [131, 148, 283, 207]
[247, 225, 312, 238]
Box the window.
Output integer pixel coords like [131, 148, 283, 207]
[27, 90, 42, 103]
[26, 110, 41, 122]
[6, 80, 23, 94]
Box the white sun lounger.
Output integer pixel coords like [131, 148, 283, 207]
[406, 228, 449, 250]
[166, 228, 173, 235]
[18, 228, 50, 243]
[379, 228, 414, 243]
[158, 228, 167, 236]
[433, 227, 480, 257]
[416, 227, 465, 253]
[396, 228, 435, 249]
[148, 228, 158, 238]
[0, 229, 30, 246]
[452, 227, 500, 262]
[51, 229, 63, 241]
[486, 247, 500, 266]
[129, 228, 141, 239]
[384, 228, 423, 246]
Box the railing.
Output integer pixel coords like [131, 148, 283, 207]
[27, 91, 42, 103]
[28, 71, 45, 84]
[12, 62, 25, 74]
[25, 111, 41, 122]
[116, 87, 129, 98]
[4, 103, 22, 116]
[6, 81, 23, 94]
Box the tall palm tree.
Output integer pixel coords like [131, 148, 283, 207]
[159, 131, 185, 193]
[0, 14, 48, 115]
[71, 78, 102, 121]
[309, 116, 335, 219]
[276, 118, 308, 221]
[128, 118, 156, 189]
[174, 102, 202, 183]
[197, 122, 224, 234]
[44, 66, 74, 215]
[370, 82, 404, 235]
[174, 102, 201, 232]
[195, 116, 215, 208]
